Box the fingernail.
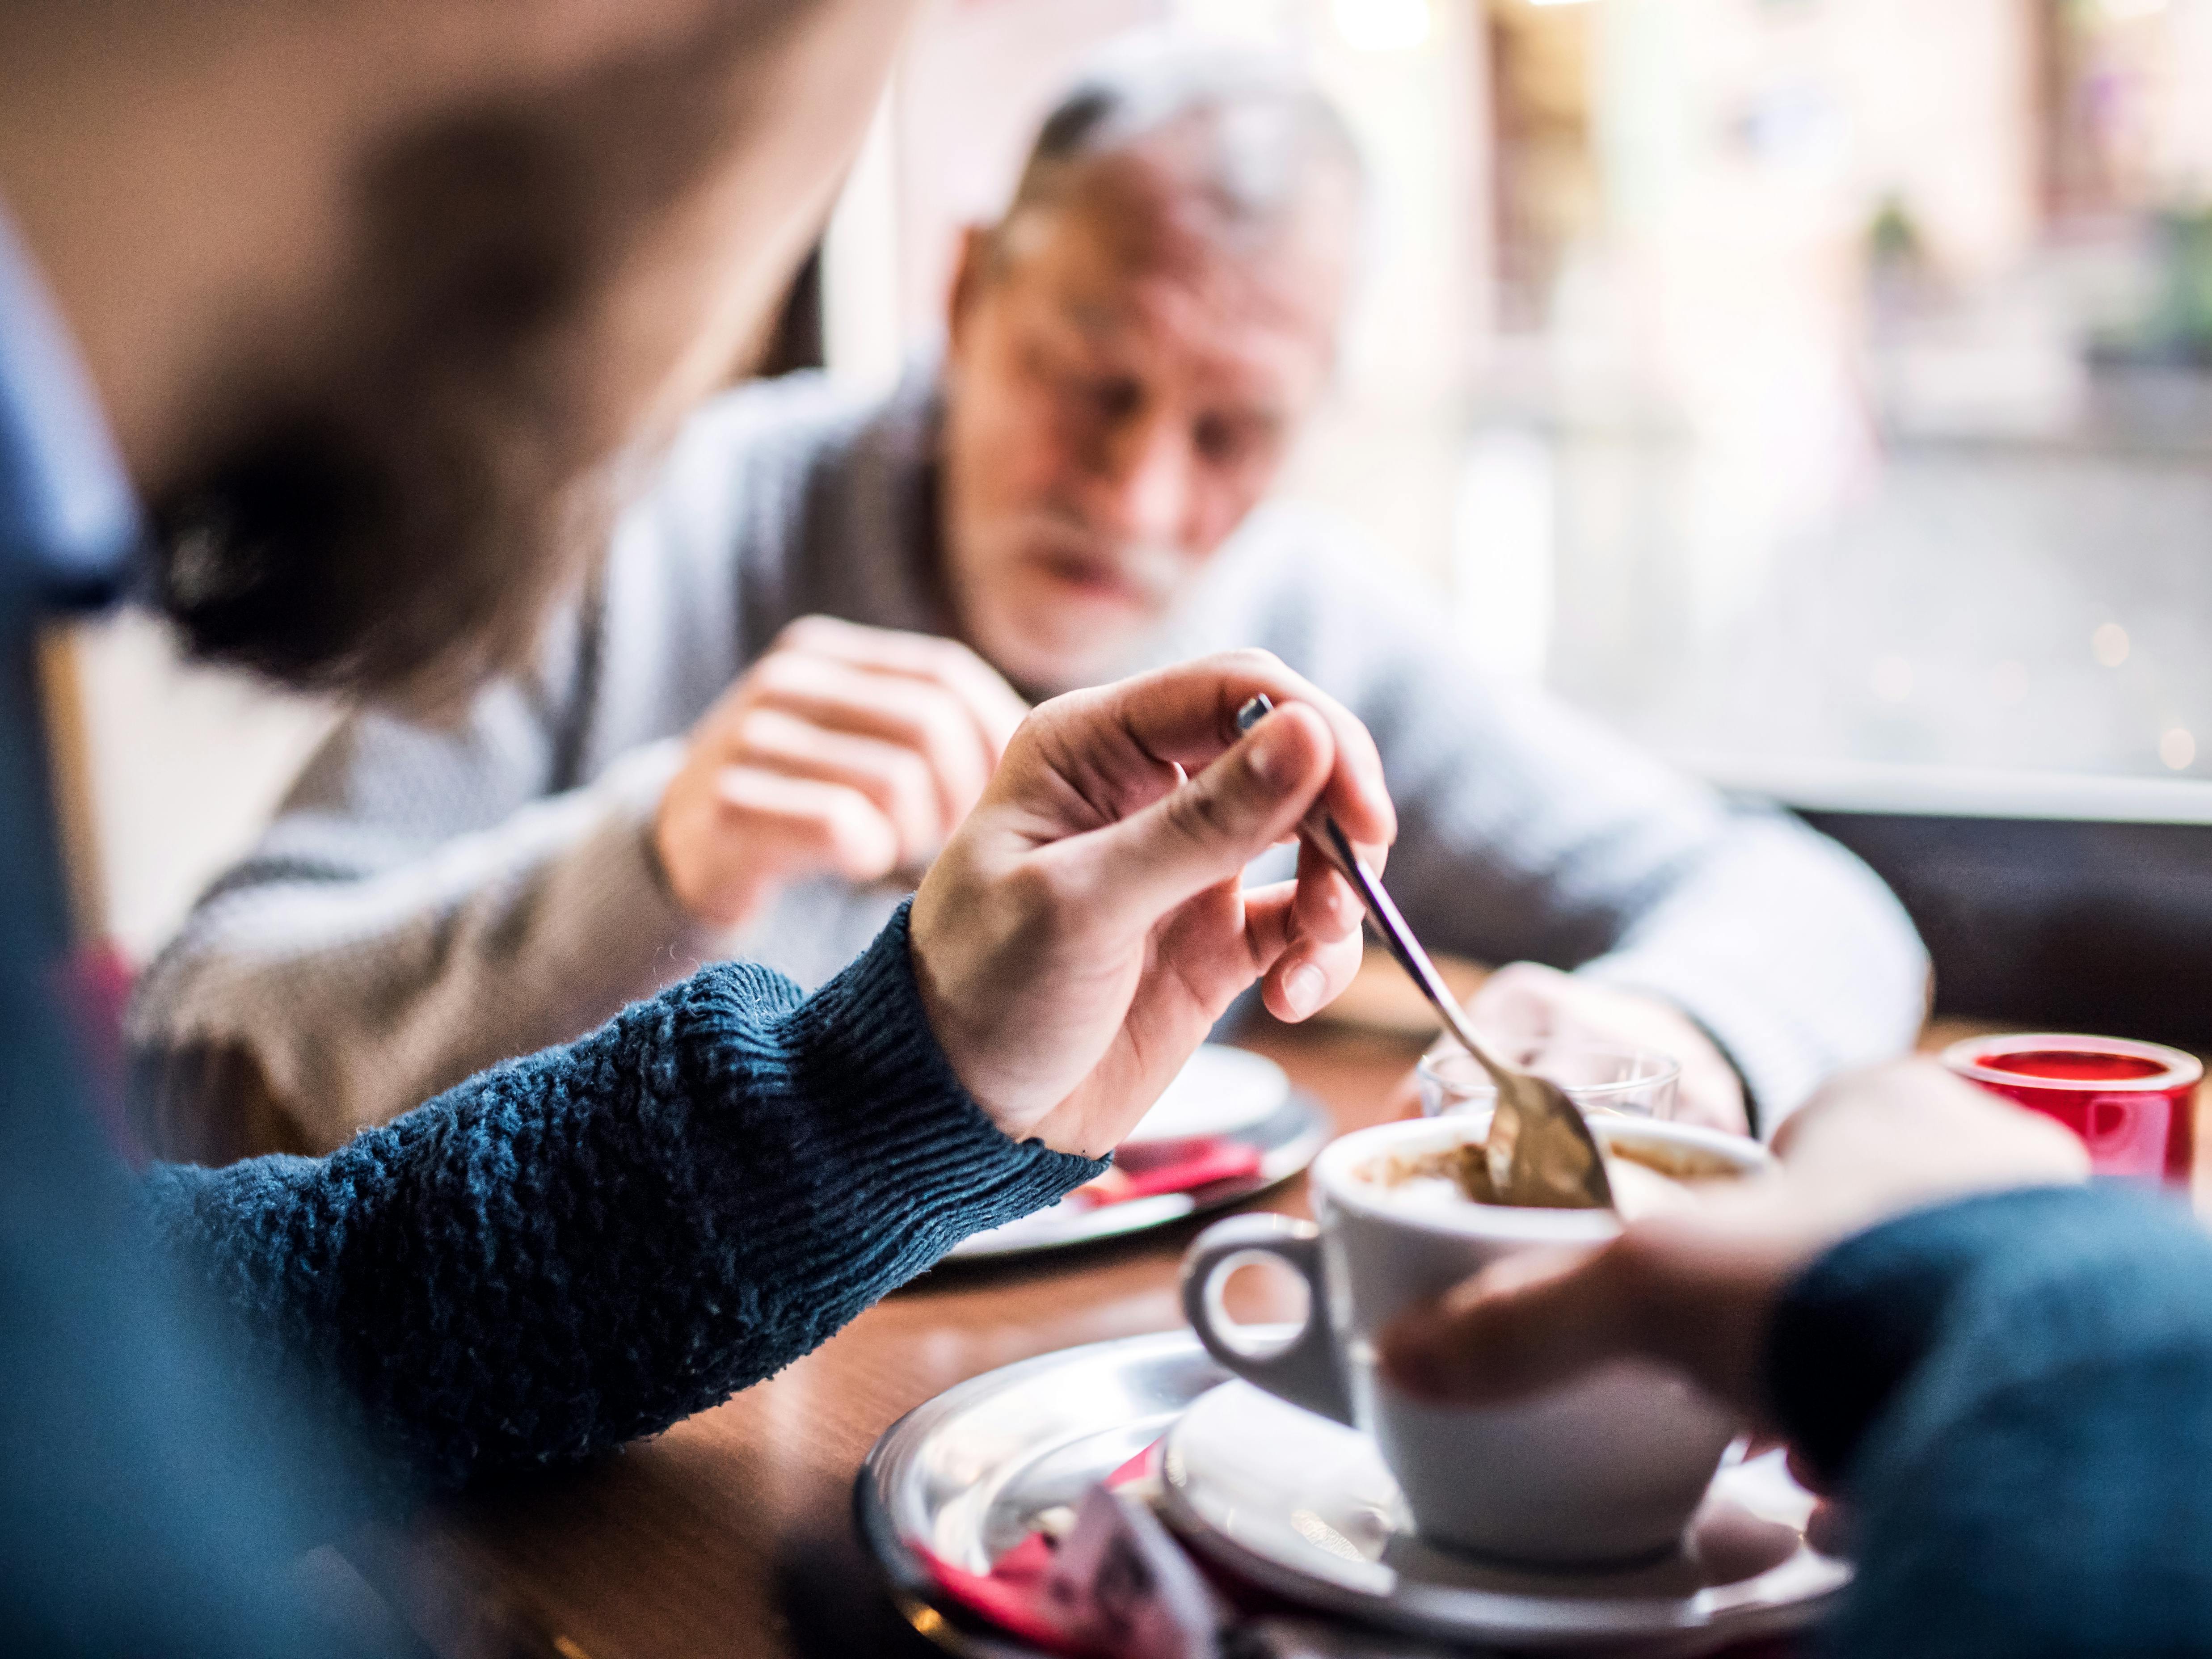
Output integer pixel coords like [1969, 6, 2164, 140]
[1245, 713, 1300, 790]
[1282, 961, 1327, 1017]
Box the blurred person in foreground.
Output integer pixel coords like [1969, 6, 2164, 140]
[4, 17, 2207, 1659]
[1382, 1062, 2212, 1655]
[131, 42, 1930, 1163]
[0, 3, 1397, 1652]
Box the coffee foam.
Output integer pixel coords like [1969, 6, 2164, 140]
[1358, 1131, 1740, 1219]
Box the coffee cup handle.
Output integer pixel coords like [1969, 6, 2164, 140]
[1179, 1213, 1354, 1426]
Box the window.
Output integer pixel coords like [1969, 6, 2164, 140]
[832, 0, 2212, 810]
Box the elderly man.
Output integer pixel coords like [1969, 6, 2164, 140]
[134, 46, 1927, 1162]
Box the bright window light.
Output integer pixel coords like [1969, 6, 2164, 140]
[1871, 655, 1914, 704]
[1332, 0, 1430, 53]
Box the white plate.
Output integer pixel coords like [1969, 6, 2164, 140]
[1121, 1044, 1291, 1146]
[945, 1091, 1327, 1261]
[1160, 1381, 1850, 1655]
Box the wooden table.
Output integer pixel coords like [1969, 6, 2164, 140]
[350, 1016, 1421, 1659]
[350, 1013, 2210, 1659]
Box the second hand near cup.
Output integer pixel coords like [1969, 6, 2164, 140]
[1419, 1042, 1681, 1124]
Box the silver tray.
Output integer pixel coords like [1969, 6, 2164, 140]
[944, 1091, 1330, 1261]
[858, 1332, 1845, 1658]
[858, 1331, 1230, 1656]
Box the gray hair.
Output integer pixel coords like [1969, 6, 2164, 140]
[998, 36, 1364, 255]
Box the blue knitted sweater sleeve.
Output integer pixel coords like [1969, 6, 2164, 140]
[139, 904, 1100, 1491]
[1767, 1184, 2212, 1658]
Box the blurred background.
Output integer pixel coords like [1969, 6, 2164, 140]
[56, 0, 2212, 1028]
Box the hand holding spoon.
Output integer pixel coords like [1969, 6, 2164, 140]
[1236, 695, 1612, 1210]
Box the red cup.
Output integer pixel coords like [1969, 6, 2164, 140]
[1941, 1032, 2204, 1185]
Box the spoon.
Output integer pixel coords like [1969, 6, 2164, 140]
[1235, 695, 1612, 1210]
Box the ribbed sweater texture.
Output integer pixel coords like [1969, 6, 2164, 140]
[141, 904, 1100, 1491]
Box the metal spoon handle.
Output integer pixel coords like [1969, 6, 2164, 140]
[1234, 697, 1518, 1095]
[1314, 820, 1524, 1095]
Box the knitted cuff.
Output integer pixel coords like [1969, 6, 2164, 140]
[767, 900, 1106, 1247]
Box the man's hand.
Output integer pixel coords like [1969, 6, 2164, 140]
[1378, 1060, 2088, 1422]
[654, 617, 1029, 927]
[910, 650, 1395, 1158]
[1486, 964, 1745, 1133]
[1386, 964, 1749, 1134]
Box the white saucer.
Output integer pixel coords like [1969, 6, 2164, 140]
[1121, 1044, 1291, 1146]
[1159, 1382, 1850, 1655]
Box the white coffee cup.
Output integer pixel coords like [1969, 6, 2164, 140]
[1179, 1112, 1772, 1566]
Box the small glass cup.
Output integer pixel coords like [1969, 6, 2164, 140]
[1417, 1040, 1681, 1123]
[1940, 1032, 2203, 1185]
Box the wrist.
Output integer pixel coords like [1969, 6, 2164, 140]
[764, 901, 1106, 1248]
[905, 869, 1007, 1136]
[1649, 998, 1749, 1128]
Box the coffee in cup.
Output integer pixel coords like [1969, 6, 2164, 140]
[1180, 1113, 1772, 1566]
[1366, 1125, 1739, 1216]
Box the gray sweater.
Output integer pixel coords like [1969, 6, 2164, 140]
[128, 368, 1929, 1159]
